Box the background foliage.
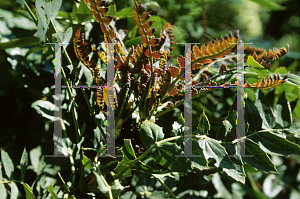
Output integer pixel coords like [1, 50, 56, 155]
[0, 0, 300, 198]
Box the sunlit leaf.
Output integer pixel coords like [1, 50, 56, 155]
[242, 138, 278, 173]
[197, 111, 210, 136]
[139, 120, 164, 146]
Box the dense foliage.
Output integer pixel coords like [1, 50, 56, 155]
[1, 0, 300, 198]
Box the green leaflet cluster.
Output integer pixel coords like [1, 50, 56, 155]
[101, 90, 300, 186]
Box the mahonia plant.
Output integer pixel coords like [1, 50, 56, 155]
[74, 0, 290, 127]
[71, 1, 298, 198]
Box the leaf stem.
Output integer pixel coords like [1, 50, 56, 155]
[153, 175, 177, 199]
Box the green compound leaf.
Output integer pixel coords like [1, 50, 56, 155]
[252, 131, 300, 156]
[35, 0, 62, 42]
[248, 0, 286, 11]
[20, 148, 28, 182]
[140, 120, 164, 147]
[22, 182, 36, 199]
[0, 167, 7, 199]
[151, 142, 191, 172]
[122, 139, 136, 165]
[224, 145, 246, 184]
[53, 27, 73, 50]
[134, 162, 167, 174]
[82, 155, 93, 169]
[286, 73, 300, 87]
[110, 179, 124, 199]
[198, 138, 245, 183]
[245, 98, 262, 132]
[1, 149, 14, 180]
[93, 171, 109, 194]
[255, 90, 276, 129]
[172, 113, 186, 136]
[217, 110, 237, 141]
[274, 92, 292, 129]
[114, 160, 132, 179]
[16, 0, 25, 9]
[48, 184, 59, 199]
[242, 138, 278, 173]
[197, 111, 210, 135]
[76, 0, 93, 22]
[247, 56, 270, 78]
[177, 139, 208, 170]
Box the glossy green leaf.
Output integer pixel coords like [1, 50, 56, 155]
[151, 142, 191, 172]
[198, 138, 230, 168]
[111, 179, 124, 199]
[53, 27, 73, 50]
[1, 149, 14, 180]
[197, 111, 210, 135]
[35, 0, 48, 42]
[255, 89, 276, 129]
[171, 121, 183, 136]
[123, 139, 136, 165]
[93, 171, 109, 194]
[245, 98, 262, 132]
[274, 92, 292, 128]
[262, 174, 284, 198]
[134, 162, 166, 174]
[249, 0, 286, 10]
[176, 138, 208, 170]
[217, 110, 237, 141]
[212, 173, 232, 198]
[29, 146, 42, 173]
[82, 155, 93, 169]
[242, 138, 278, 173]
[16, 0, 25, 9]
[35, 0, 62, 42]
[188, 139, 208, 170]
[20, 148, 28, 182]
[76, 0, 93, 22]
[114, 160, 132, 179]
[286, 73, 300, 87]
[172, 114, 186, 136]
[10, 182, 19, 199]
[0, 36, 40, 50]
[22, 182, 35, 199]
[31, 100, 69, 126]
[48, 184, 59, 199]
[124, 36, 141, 47]
[252, 131, 300, 156]
[224, 145, 246, 184]
[115, 5, 134, 19]
[198, 138, 245, 183]
[139, 120, 164, 146]
[247, 56, 270, 78]
[0, 165, 7, 199]
[120, 191, 136, 199]
[107, 2, 117, 16]
[49, 0, 62, 21]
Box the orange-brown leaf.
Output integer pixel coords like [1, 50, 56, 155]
[103, 16, 113, 25]
[98, 7, 109, 15]
[143, 21, 155, 30]
[167, 86, 178, 96]
[108, 29, 116, 39]
[146, 27, 157, 36]
[152, 51, 161, 59]
[141, 35, 147, 44]
[149, 38, 160, 46]
[177, 55, 185, 68]
[169, 65, 180, 78]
